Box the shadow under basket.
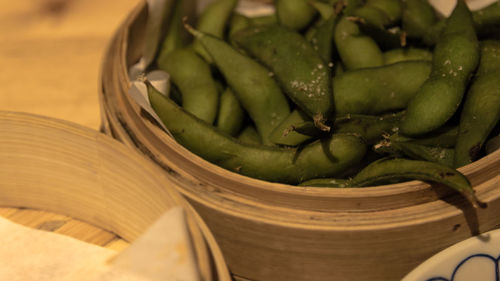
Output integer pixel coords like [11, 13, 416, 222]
[99, 2, 500, 281]
[0, 111, 231, 281]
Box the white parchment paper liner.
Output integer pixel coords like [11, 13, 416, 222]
[0, 207, 199, 281]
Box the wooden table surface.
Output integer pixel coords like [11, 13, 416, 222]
[0, 0, 141, 249]
[0, 0, 140, 129]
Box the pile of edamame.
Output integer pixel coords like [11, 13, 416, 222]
[148, 0, 500, 208]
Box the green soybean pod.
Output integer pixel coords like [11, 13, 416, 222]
[156, 0, 192, 62]
[352, 5, 390, 28]
[366, 0, 402, 24]
[400, 0, 480, 136]
[233, 24, 333, 130]
[275, 0, 317, 31]
[228, 13, 251, 42]
[192, 0, 238, 62]
[413, 2, 500, 46]
[269, 110, 316, 146]
[169, 84, 183, 106]
[237, 125, 262, 145]
[216, 88, 245, 136]
[391, 142, 455, 168]
[334, 112, 403, 144]
[228, 13, 279, 48]
[389, 126, 459, 148]
[305, 1, 338, 63]
[186, 25, 290, 145]
[353, 0, 402, 28]
[342, 0, 366, 16]
[217, 133, 367, 184]
[148, 82, 367, 184]
[334, 16, 384, 70]
[249, 13, 278, 26]
[454, 41, 500, 167]
[334, 61, 345, 76]
[333, 61, 431, 115]
[473, 1, 500, 37]
[474, 40, 500, 76]
[350, 0, 403, 49]
[456, 75, 500, 165]
[309, 0, 336, 20]
[157, 48, 219, 124]
[382, 48, 432, 65]
[350, 158, 485, 208]
[401, 0, 438, 41]
[486, 134, 500, 155]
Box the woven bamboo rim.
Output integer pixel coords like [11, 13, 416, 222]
[0, 111, 231, 281]
[99, 2, 500, 280]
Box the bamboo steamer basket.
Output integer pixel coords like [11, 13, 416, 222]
[0, 111, 231, 281]
[99, 2, 500, 280]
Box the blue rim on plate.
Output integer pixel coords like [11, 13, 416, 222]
[403, 228, 500, 281]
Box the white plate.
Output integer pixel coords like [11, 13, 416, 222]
[403, 228, 500, 281]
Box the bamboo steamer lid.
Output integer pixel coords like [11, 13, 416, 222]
[99, 1, 500, 280]
[0, 111, 231, 281]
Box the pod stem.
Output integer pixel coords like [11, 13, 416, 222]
[183, 17, 200, 38]
[313, 114, 331, 132]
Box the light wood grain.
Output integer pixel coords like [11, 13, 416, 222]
[0, 0, 140, 129]
[99, 2, 500, 280]
[0, 0, 142, 255]
[0, 207, 127, 250]
[0, 111, 231, 281]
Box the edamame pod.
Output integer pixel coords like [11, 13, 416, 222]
[365, 0, 401, 23]
[192, 0, 238, 62]
[353, 0, 401, 28]
[334, 112, 403, 144]
[169, 84, 183, 105]
[415, 1, 500, 46]
[400, 0, 480, 136]
[391, 142, 455, 167]
[342, 0, 366, 16]
[334, 17, 384, 70]
[275, 0, 317, 30]
[486, 134, 500, 155]
[473, 40, 500, 76]
[401, 0, 438, 42]
[473, 1, 500, 38]
[228, 13, 251, 44]
[218, 133, 367, 184]
[228, 13, 278, 46]
[216, 88, 245, 136]
[157, 48, 219, 124]
[269, 110, 318, 146]
[333, 61, 431, 115]
[233, 24, 333, 130]
[185, 24, 291, 145]
[309, 0, 336, 20]
[249, 13, 278, 26]
[350, 0, 404, 49]
[383, 48, 432, 65]
[454, 40, 500, 167]
[148, 82, 367, 184]
[350, 158, 485, 208]
[237, 125, 262, 145]
[305, 2, 338, 63]
[157, 0, 193, 61]
[389, 126, 458, 148]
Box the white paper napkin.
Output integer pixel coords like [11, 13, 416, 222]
[0, 207, 200, 281]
